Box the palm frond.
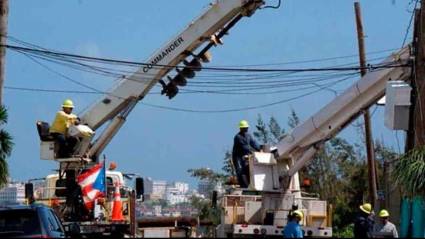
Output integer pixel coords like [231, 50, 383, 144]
[0, 130, 13, 157]
[0, 106, 8, 126]
[0, 157, 8, 188]
[393, 146, 425, 195]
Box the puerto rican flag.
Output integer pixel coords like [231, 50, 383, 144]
[77, 162, 106, 210]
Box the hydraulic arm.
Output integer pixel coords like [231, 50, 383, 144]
[275, 46, 411, 188]
[76, 0, 265, 159]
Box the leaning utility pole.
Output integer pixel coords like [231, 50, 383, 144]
[0, 0, 8, 105]
[354, 2, 378, 205]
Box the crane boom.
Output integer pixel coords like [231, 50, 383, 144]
[77, 0, 264, 158]
[276, 46, 411, 177]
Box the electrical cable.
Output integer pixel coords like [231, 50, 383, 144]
[5, 74, 356, 96]
[140, 83, 338, 113]
[261, 0, 282, 9]
[4, 44, 410, 73]
[401, 0, 420, 48]
[20, 51, 105, 94]
[17, 48, 358, 93]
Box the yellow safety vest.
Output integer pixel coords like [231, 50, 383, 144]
[49, 111, 77, 135]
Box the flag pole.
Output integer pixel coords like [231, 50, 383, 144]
[103, 154, 107, 196]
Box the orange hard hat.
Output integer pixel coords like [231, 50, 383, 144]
[109, 162, 117, 170]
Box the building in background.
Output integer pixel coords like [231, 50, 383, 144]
[0, 181, 26, 204]
[151, 180, 167, 200]
[143, 177, 153, 200]
[165, 182, 190, 205]
[198, 180, 213, 198]
[198, 180, 223, 198]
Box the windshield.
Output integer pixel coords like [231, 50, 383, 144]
[0, 209, 41, 236]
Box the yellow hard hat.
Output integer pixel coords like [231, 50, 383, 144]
[360, 203, 372, 214]
[62, 99, 74, 108]
[239, 120, 249, 128]
[379, 209, 390, 218]
[292, 210, 303, 220]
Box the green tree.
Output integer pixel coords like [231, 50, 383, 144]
[187, 167, 223, 229]
[0, 106, 12, 188]
[221, 151, 234, 177]
[287, 108, 300, 129]
[189, 195, 221, 224]
[392, 146, 425, 196]
[268, 116, 285, 144]
[253, 114, 270, 144]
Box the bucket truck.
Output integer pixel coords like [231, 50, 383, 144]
[30, 0, 266, 236]
[217, 47, 412, 237]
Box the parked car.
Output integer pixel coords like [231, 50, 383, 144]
[0, 204, 66, 238]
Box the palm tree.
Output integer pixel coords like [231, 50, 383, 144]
[0, 106, 12, 188]
[393, 146, 425, 196]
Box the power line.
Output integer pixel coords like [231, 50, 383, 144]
[4, 86, 102, 95]
[18, 47, 358, 94]
[13, 43, 362, 94]
[4, 44, 410, 73]
[216, 49, 396, 67]
[5, 75, 355, 96]
[4, 34, 396, 68]
[401, 0, 420, 48]
[20, 51, 105, 94]
[140, 85, 334, 113]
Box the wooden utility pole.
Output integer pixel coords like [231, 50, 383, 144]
[406, 9, 421, 152]
[412, 0, 425, 148]
[354, 2, 378, 205]
[0, 0, 8, 105]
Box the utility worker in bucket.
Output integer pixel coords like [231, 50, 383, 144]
[231, 120, 261, 188]
[49, 99, 79, 158]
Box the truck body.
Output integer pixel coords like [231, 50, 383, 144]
[31, 171, 137, 237]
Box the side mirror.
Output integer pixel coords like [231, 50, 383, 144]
[135, 177, 144, 200]
[25, 183, 34, 200]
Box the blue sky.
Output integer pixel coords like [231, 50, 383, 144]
[5, 0, 414, 187]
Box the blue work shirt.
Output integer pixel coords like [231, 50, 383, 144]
[232, 132, 261, 158]
[283, 221, 303, 238]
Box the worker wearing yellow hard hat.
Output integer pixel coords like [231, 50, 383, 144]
[239, 120, 249, 128]
[50, 99, 79, 158]
[231, 120, 261, 188]
[377, 209, 398, 238]
[283, 210, 304, 238]
[354, 203, 375, 238]
[360, 203, 372, 214]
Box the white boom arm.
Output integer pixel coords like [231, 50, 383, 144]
[276, 46, 411, 178]
[77, 0, 264, 158]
